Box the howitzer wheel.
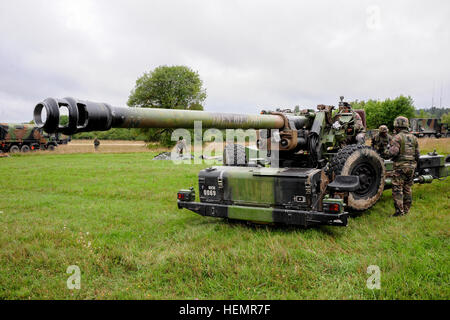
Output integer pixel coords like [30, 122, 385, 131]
[223, 143, 247, 166]
[331, 144, 385, 211]
[21, 145, 30, 153]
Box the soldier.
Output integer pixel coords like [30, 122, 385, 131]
[334, 97, 366, 145]
[93, 138, 100, 151]
[389, 116, 420, 217]
[176, 136, 187, 157]
[371, 125, 392, 159]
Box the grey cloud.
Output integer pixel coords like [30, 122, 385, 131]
[0, 0, 449, 122]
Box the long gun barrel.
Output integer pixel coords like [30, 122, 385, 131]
[34, 97, 306, 135]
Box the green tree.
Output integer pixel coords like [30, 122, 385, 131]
[59, 115, 69, 126]
[383, 96, 415, 131]
[442, 113, 450, 126]
[416, 109, 431, 118]
[354, 95, 415, 130]
[127, 65, 207, 146]
[360, 99, 383, 129]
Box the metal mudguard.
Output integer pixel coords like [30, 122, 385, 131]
[178, 201, 348, 227]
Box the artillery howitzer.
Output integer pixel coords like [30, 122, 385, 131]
[34, 97, 449, 227]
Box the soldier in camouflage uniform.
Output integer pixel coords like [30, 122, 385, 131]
[371, 125, 392, 159]
[389, 116, 420, 216]
[93, 138, 100, 151]
[176, 136, 187, 156]
[334, 99, 366, 145]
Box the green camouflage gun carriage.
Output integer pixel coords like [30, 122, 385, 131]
[34, 97, 449, 227]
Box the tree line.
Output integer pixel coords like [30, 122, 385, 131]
[351, 96, 416, 131]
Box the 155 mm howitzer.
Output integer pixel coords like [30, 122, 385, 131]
[35, 97, 449, 227]
[35, 97, 362, 167]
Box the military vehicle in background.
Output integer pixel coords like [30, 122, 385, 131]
[34, 96, 449, 227]
[410, 118, 448, 138]
[0, 123, 58, 153]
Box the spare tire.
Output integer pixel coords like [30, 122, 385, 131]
[331, 144, 385, 211]
[223, 143, 247, 166]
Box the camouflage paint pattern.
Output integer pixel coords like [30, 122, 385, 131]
[188, 164, 346, 226]
[389, 130, 420, 167]
[116, 108, 287, 130]
[331, 109, 366, 146]
[196, 166, 343, 225]
[371, 132, 392, 159]
[392, 167, 415, 215]
[35, 97, 289, 134]
[226, 168, 276, 206]
[36, 97, 367, 165]
[393, 116, 409, 129]
[410, 118, 448, 137]
[389, 129, 419, 215]
[204, 166, 321, 209]
[0, 123, 46, 145]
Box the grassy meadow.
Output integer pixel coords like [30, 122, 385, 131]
[0, 139, 449, 299]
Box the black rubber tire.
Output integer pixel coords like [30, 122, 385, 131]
[9, 145, 20, 153]
[21, 145, 30, 153]
[331, 144, 385, 211]
[223, 143, 247, 166]
[47, 144, 56, 151]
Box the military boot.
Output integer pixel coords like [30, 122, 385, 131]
[403, 203, 411, 215]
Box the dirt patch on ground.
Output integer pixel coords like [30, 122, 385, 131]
[41, 140, 168, 154]
[49, 140, 232, 155]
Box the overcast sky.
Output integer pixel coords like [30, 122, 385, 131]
[0, 0, 449, 122]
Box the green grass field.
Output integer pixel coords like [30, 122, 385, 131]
[0, 142, 449, 299]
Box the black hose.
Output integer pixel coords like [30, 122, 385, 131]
[308, 133, 319, 167]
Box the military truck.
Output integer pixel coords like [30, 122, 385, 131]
[0, 123, 58, 153]
[35, 96, 449, 227]
[410, 118, 449, 138]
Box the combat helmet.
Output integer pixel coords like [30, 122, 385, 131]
[379, 125, 388, 133]
[393, 116, 409, 129]
[338, 96, 352, 112]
